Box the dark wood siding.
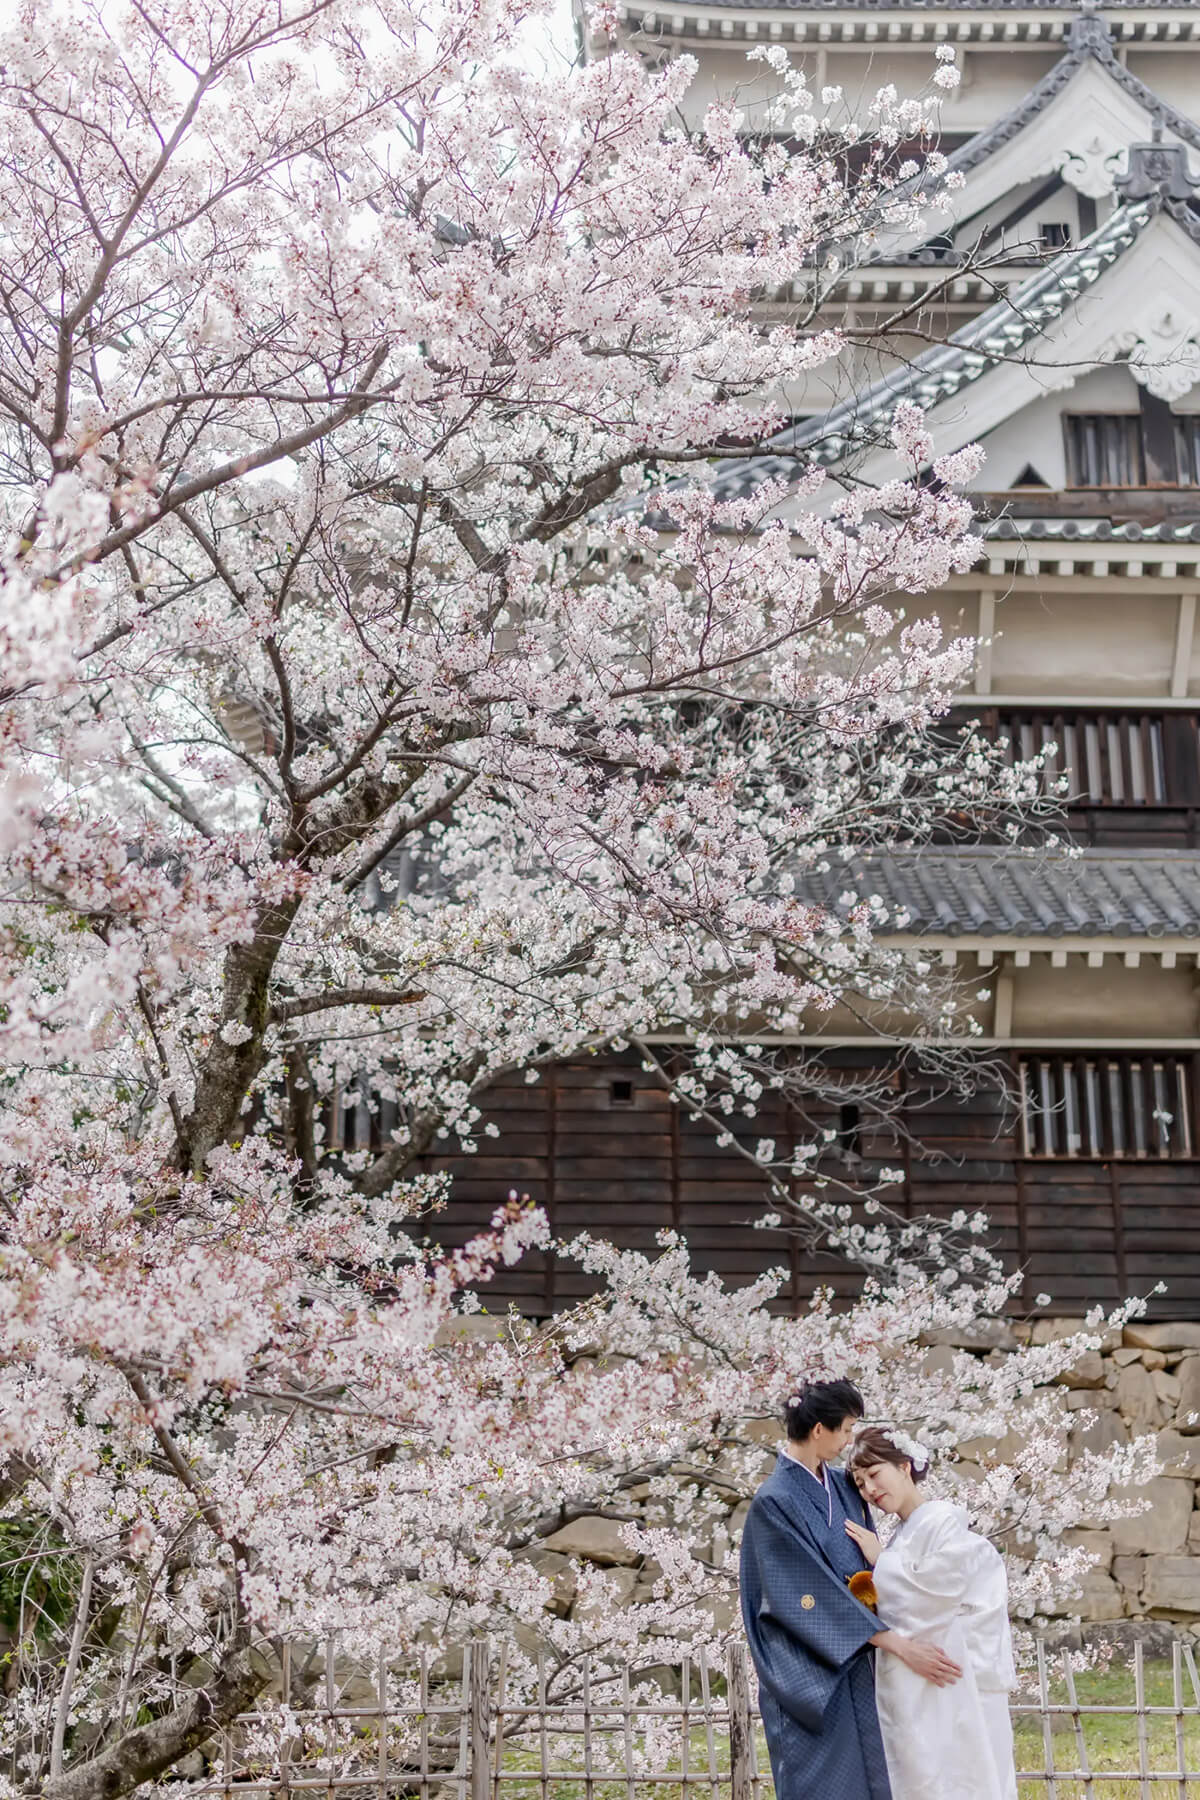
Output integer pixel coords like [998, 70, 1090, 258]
[412, 1051, 1200, 1321]
[955, 709, 1200, 848]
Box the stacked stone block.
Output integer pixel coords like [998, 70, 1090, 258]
[504, 1322, 1200, 1635]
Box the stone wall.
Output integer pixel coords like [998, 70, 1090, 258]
[1002, 1317, 1200, 1625]
[503, 1318, 1200, 1640]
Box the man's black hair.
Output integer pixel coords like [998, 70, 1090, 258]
[784, 1379, 864, 1442]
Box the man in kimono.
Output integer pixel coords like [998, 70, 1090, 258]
[739, 1380, 962, 1800]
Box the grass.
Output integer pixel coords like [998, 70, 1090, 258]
[1011, 1658, 1200, 1798]
[491, 1661, 1200, 1800]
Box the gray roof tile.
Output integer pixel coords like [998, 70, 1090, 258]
[676, 0, 1193, 9]
[708, 196, 1157, 500]
[984, 515, 1200, 543]
[795, 848, 1200, 937]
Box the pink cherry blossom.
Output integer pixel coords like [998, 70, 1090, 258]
[0, 4, 1145, 1796]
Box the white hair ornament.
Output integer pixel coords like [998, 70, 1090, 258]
[888, 1427, 930, 1472]
[854, 1421, 930, 1472]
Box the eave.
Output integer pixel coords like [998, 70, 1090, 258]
[617, 5, 1200, 50]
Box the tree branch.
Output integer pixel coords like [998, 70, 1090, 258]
[270, 985, 425, 1023]
[342, 771, 478, 892]
[39, 1648, 264, 1800]
[48, 1553, 94, 1781]
[69, 345, 390, 573]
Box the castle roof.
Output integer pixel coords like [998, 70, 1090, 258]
[796, 847, 1200, 937]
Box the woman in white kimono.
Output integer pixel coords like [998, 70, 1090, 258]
[843, 1425, 1018, 1800]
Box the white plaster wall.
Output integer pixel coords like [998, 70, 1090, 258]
[953, 180, 1085, 259]
[989, 590, 1177, 698]
[798, 961, 1200, 1045]
[1124, 49, 1200, 118]
[868, 590, 978, 655]
[794, 991, 991, 1040]
[625, 38, 1063, 136]
[969, 366, 1145, 493]
[1010, 959, 1200, 1041]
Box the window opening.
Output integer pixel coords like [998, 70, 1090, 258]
[1019, 1055, 1193, 1159]
[1175, 416, 1200, 486]
[837, 1102, 862, 1159]
[986, 711, 1176, 807]
[1063, 414, 1145, 487]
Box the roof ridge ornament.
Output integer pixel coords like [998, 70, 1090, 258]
[1067, 0, 1111, 48]
[1114, 119, 1200, 202]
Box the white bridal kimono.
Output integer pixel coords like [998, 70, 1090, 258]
[872, 1499, 1017, 1800]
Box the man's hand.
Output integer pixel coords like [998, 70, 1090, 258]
[899, 1638, 964, 1687]
[844, 1520, 881, 1566]
[870, 1630, 963, 1687]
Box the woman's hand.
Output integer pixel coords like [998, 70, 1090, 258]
[870, 1630, 963, 1688]
[844, 1520, 882, 1566]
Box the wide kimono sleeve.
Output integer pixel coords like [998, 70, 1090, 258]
[739, 1493, 882, 1732]
[894, 1501, 1016, 1693]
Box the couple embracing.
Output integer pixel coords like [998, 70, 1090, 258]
[739, 1380, 1017, 1800]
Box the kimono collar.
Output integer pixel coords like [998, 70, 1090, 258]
[778, 1447, 835, 1530]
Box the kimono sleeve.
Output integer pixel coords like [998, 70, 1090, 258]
[901, 1502, 979, 1598]
[899, 1502, 1016, 1693]
[740, 1493, 881, 1732]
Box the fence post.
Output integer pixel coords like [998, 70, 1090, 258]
[725, 1642, 754, 1800]
[469, 1638, 492, 1800]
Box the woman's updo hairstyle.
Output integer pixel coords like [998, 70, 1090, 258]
[845, 1424, 929, 1483]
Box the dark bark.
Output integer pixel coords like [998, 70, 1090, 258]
[284, 1043, 319, 1204]
[355, 1053, 491, 1198]
[38, 1652, 264, 1800]
[356, 1104, 442, 1198]
[176, 893, 304, 1172]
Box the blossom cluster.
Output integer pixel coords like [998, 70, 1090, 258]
[0, 2, 1134, 1796]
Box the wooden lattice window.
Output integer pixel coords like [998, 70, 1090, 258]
[1174, 415, 1200, 487]
[1063, 414, 1146, 488]
[979, 710, 1200, 808]
[1019, 1054, 1194, 1159]
[322, 1082, 398, 1153]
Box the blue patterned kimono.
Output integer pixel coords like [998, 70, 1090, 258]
[740, 1453, 892, 1800]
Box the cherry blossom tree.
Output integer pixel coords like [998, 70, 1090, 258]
[0, 0, 1141, 1795]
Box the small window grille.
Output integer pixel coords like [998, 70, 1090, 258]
[985, 711, 1178, 807]
[1039, 221, 1071, 250]
[323, 1082, 377, 1153]
[1019, 1055, 1193, 1159]
[1063, 415, 1146, 488]
[609, 1078, 634, 1107]
[1174, 416, 1200, 487]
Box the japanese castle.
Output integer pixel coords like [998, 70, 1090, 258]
[348, 1, 1200, 1325]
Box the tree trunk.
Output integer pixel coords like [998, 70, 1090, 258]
[177, 894, 303, 1171]
[38, 1652, 264, 1800]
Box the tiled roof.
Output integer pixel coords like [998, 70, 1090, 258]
[807, 15, 1200, 270]
[796, 848, 1200, 937]
[680, 0, 1194, 10]
[679, 1, 1195, 9]
[939, 12, 1200, 183]
[708, 196, 1156, 500]
[984, 515, 1200, 543]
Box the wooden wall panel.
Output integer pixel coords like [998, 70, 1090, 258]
[1019, 1162, 1122, 1309]
[1120, 1163, 1200, 1311]
[412, 1051, 1200, 1319]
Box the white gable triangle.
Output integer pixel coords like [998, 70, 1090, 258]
[883, 15, 1200, 261]
[725, 199, 1200, 522]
